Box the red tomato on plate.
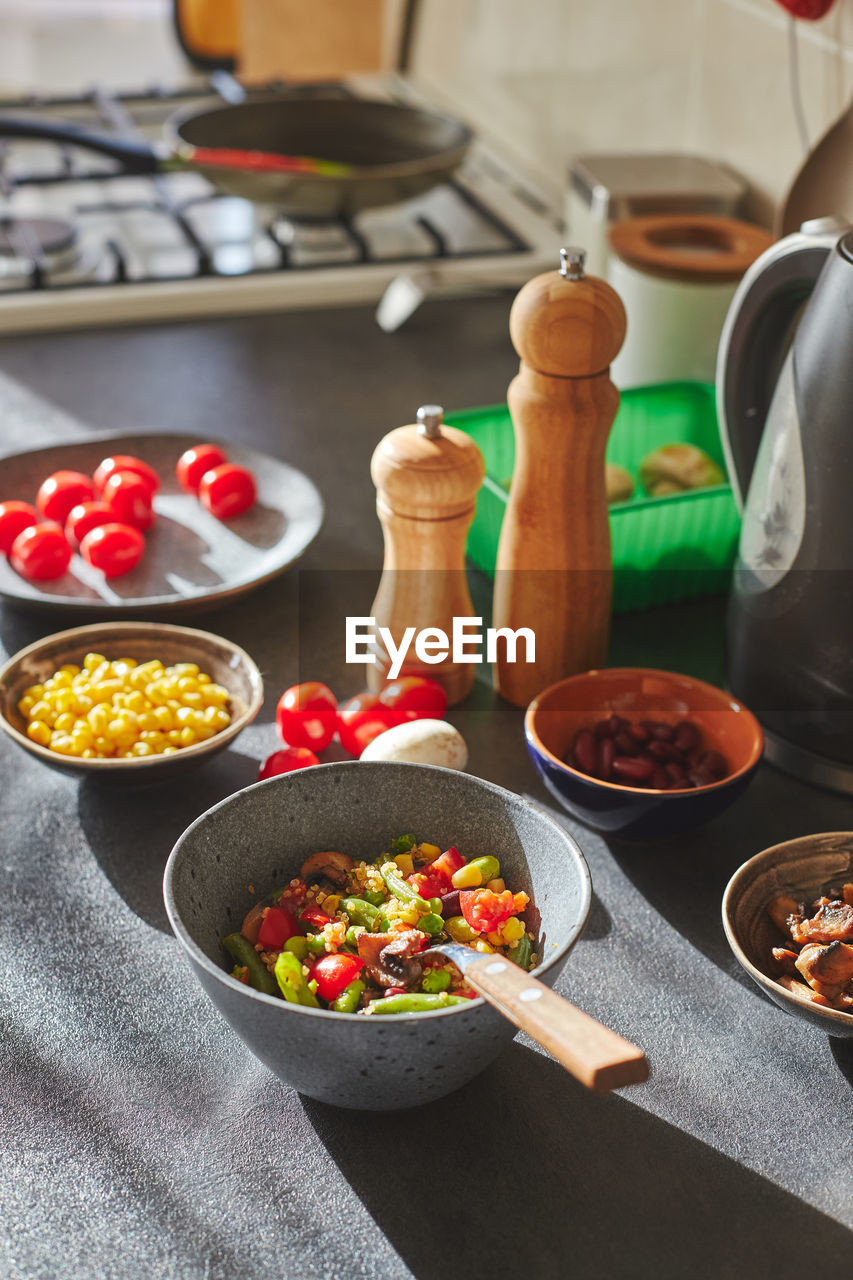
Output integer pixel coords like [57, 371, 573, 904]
[198, 463, 256, 520]
[459, 889, 517, 934]
[0, 500, 38, 554]
[9, 523, 71, 581]
[378, 676, 447, 722]
[80, 523, 145, 578]
[310, 953, 365, 1004]
[102, 470, 155, 531]
[93, 454, 160, 497]
[336, 692, 403, 757]
[65, 501, 113, 549]
[36, 471, 94, 526]
[257, 746, 320, 780]
[175, 443, 229, 494]
[276, 682, 338, 751]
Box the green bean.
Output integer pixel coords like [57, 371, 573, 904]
[362, 889, 386, 907]
[340, 896, 382, 929]
[391, 834, 416, 854]
[223, 933, 277, 996]
[445, 915, 477, 943]
[417, 913, 444, 936]
[345, 925, 365, 948]
[421, 967, 451, 993]
[380, 864, 431, 913]
[367, 992, 470, 1015]
[508, 934, 533, 971]
[274, 951, 319, 1007]
[304, 934, 328, 955]
[469, 856, 500, 884]
[283, 936, 309, 960]
[331, 979, 366, 1013]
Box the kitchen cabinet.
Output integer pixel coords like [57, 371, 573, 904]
[1, 298, 851, 1279]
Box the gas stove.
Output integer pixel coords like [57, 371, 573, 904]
[0, 75, 561, 333]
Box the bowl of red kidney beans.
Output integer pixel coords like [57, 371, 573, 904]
[525, 667, 763, 840]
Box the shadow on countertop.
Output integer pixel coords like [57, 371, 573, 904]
[77, 748, 259, 932]
[304, 1041, 852, 1280]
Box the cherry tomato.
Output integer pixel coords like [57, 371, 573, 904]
[175, 443, 229, 494]
[336, 692, 403, 757]
[276, 682, 338, 751]
[299, 904, 332, 929]
[408, 870, 450, 899]
[378, 676, 447, 722]
[36, 471, 94, 526]
[459, 888, 517, 935]
[256, 905, 299, 951]
[0, 501, 38, 554]
[102, 470, 155, 531]
[80, 523, 145, 578]
[93, 454, 160, 497]
[9, 523, 71, 581]
[65, 501, 114, 549]
[257, 746, 320, 780]
[310, 953, 365, 1004]
[198, 463, 257, 520]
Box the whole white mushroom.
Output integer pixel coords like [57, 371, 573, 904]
[360, 718, 468, 770]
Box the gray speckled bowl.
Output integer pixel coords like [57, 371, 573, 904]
[723, 832, 853, 1038]
[164, 761, 592, 1110]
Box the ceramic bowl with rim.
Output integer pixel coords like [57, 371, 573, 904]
[0, 620, 263, 783]
[525, 667, 763, 841]
[722, 832, 853, 1039]
[163, 760, 592, 1110]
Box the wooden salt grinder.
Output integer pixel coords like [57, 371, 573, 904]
[368, 405, 486, 705]
[493, 248, 627, 707]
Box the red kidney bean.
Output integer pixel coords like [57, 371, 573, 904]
[628, 722, 649, 743]
[612, 755, 654, 783]
[572, 728, 597, 775]
[613, 731, 638, 757]
[646, 739, 677, 761]
[594, 718, 613, 739]
[687, 767, 714, 788]
[440, 889, 461, 917]
[650, 764, 670, 789]
[596, 735, 615, 781]
[648, 722, 675, 742]
[674, 720, 700, 752]
[665, 762, 686, 786]
[700, 750, 728, 779]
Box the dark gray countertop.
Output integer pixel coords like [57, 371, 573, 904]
[1, 300, 851, 1280]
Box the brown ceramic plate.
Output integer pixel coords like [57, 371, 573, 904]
[0, 620, 264, 782]
[0, 432, 323, 616]
[722, 833, 853, 1037]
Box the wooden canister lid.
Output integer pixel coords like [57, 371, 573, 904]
[371, 406, 485, 520]
[609, 214, 774, 283]
[509, 248, 627, 378]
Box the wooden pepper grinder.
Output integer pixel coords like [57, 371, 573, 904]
[493, 248, 627, 707]
[368, 405, 485, 705]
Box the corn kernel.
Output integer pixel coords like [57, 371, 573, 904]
[197, 672, 211, 685]
[201, 684, 229, 707]
[451, 863, 482, 890]
[131, 741, 153, 757]
[59, 664, 81, 677]
[54, 712, 75, 734]
[71, 728, 94, 751]
[167, 729, 183, 745]
[179, 727, 197, 747]
[29, 700, 55, 726]
[171, 663, 199, 676]
[49, 734, 75, 755]
[501, 917, 526, 943]
[27, 720, 51, 746]
[487, 878, 506, 893]
[87, 705, 111, 734]
[418, 842, 441, 861]
[17, 695, 35, 716]
[81, 748, 96, 759]
[72, 694, 93, 715]
[323, 895, 341, 915]
[161, 746, 178, 755]
[153, 706, 173, 731]
[46, 670, 72, 689]
[137, 712, 158, 732]
[23, 683, 45, 700]
[180, 691, 203, 709]
[140, 730, 167, 750]
[84, 652, 106, 670]
[94, 736, 114, 755]
[123, 690, 145, 714]
[471, 938, 495, 953]
[393, 852, 414, 876]
[193, 725, 215, 741]
[112, 659, 137, 675]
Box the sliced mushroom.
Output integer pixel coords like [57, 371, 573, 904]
[300, 850, 355, 886]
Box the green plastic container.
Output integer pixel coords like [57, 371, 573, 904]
[447, 381, 741, 613]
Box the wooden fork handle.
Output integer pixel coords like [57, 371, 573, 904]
[466, 955, 649, 1092]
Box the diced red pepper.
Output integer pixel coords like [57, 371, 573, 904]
[299, 904, 332, 931]
[256, 905, 299, 950]
[459, 889, 517, 934]
[431, 846, 466, 883]
[310, 953, 365, 1003]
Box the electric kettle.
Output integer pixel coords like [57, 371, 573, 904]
[717, 217, 853, 793]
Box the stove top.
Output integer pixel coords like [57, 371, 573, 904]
[0, 76, 561, 332]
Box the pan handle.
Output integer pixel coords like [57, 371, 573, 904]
[0, 116, 161, 174]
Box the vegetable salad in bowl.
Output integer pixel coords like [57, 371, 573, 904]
[223, 835, 536, 1015]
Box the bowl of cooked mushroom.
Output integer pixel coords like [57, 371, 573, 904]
[722, 832, 853, 1038]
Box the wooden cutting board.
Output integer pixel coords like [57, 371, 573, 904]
[239, 0, 403, 82]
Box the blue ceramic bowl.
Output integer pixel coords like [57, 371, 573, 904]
[525, 667, 763, 841]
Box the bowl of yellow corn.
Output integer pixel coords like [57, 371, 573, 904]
[0, 620, 263, 782]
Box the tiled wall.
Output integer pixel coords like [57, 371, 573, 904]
[411, 0, 853, 226]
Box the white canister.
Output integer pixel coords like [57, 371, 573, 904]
[606, 214, 773, 388]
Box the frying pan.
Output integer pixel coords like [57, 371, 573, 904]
[0, 96, 472, 218]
